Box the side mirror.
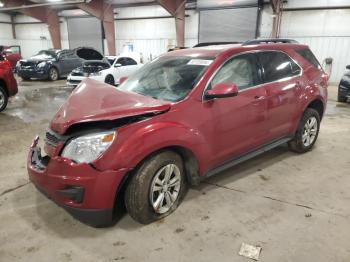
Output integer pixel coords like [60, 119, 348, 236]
[204, 83, 239, 99]
[119, 76, 128, 84]
[114, 63, 122, 68]
[346, 65, 350, 70]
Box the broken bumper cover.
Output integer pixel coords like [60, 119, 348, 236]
[27, 136, 127, 227]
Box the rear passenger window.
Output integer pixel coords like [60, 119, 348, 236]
[296, 48, 322, 69]
[210, 53, 259, 91]
[258, 52, 301, 83]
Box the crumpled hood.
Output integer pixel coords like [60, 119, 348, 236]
[50, 79, 171, 135]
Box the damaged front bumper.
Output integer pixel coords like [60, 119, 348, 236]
[27, 136, 126, 227]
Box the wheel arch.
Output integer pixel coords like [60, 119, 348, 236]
[112, 145, 200, 218]
[305, 98, 325, 120]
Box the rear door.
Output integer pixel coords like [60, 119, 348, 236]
[257, 51, 303, 140]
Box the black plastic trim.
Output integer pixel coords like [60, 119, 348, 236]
[203, 136, 292, 179]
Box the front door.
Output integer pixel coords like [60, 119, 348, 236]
[202, 53, 269, 167]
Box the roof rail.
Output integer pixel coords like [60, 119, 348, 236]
[193, 42, 241, 48]
[242, 38, 299, 46]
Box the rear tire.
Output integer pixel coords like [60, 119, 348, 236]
[288, 108, 320, 153]
[48, 67, 59, 81]
[0, 86, 8, 112]
[105, 75, 115, 86]
[125, 151, 188, 224]
[337, 93, 347, 103]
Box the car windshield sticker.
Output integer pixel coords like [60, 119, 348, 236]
[187, 59, 213, 66]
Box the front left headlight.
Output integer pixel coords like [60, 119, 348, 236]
[37, 61, 47, 68]
[61, 131, 116, 163]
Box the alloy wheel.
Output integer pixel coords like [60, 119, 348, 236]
[149, 164, 181, 214]
[302, 116, 318, 147]
[0, 91, 5, 109]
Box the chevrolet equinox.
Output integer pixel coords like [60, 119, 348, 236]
[27, 39, 328, 227]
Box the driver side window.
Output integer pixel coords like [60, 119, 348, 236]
[210, 53, 258, 91]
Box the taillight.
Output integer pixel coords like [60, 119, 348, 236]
[321, 73, 329, 88]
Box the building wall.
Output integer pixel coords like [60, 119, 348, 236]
[0, 13, 16, 46]
[115, 6, 198, 62]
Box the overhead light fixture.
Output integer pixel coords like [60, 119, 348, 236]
[0, 1, 4, 8]
[47, 0, 63, 2]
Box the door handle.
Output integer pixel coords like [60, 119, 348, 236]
[254, 95, 265, 100]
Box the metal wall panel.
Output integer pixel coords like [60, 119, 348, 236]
[67, 17, 103, 53]
[199, 7, 258, 43]
[197, 0, 258, 9]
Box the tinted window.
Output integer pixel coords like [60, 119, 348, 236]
[125, 58, 137, 65]
[258, 51, 300, 83]
[210, 53, 259, 91]
[296, 48, 321, 69]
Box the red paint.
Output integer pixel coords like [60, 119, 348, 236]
[0, 56, 18, 96]
[205, 83, 238, 98]
[27, 43, 328, 219]
[1, 45, 22, 69]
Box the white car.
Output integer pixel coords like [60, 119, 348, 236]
[67, 53, 143, 87]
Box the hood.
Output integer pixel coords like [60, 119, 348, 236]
[50, 79, 171, 135]
[75, 47, 104, 61]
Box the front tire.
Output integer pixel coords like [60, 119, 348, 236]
[105, 75, 115, 86]
[125, 151, 187, 224]
[288, 108, 320, 153]
[337, 92, 347, 103]
[48, 67, 59, 81]
[21, 77, 30, 81]
[0, 86, 8, 112]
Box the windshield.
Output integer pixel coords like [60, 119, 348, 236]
[32, 50, 57, 59]
[107, 58, 116, 65]
[118, 56, 213, 102]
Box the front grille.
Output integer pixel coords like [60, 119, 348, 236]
[71, 71, 84, 77]
[45, 129, 64, 147]
[20, 61, 35, 68]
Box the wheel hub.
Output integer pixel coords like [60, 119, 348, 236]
[149, 163, 181, 214]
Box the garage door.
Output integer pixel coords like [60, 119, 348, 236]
[67, 17, 103, 53]
[198, 7, 259, 43]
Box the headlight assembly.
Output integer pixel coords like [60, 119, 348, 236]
[37, 61, 47, 68]
[61, 131, 116, 163]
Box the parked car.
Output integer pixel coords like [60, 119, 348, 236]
[0, 45, 22, 70]
[67, 53, 143, 87]
[27, 39, 328, 227]
[338, 65, 350, 102]
[0, 54, 18, 112]
[16, 47, 104, 81]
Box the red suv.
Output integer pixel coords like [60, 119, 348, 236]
[0, 54, 18, 112]
[27, 39, 328, 227]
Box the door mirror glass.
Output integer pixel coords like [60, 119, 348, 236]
[205, 83, 238, 99]
[346, 65, 350, 70]
[114, 63, 122, 68]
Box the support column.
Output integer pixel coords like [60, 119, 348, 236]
[271, 0, 282, 38]
[157, 0, 186, 47]
[78, 0, 116, 55]
[3, 0, 61, 49]
[10, 14, 16, 39]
